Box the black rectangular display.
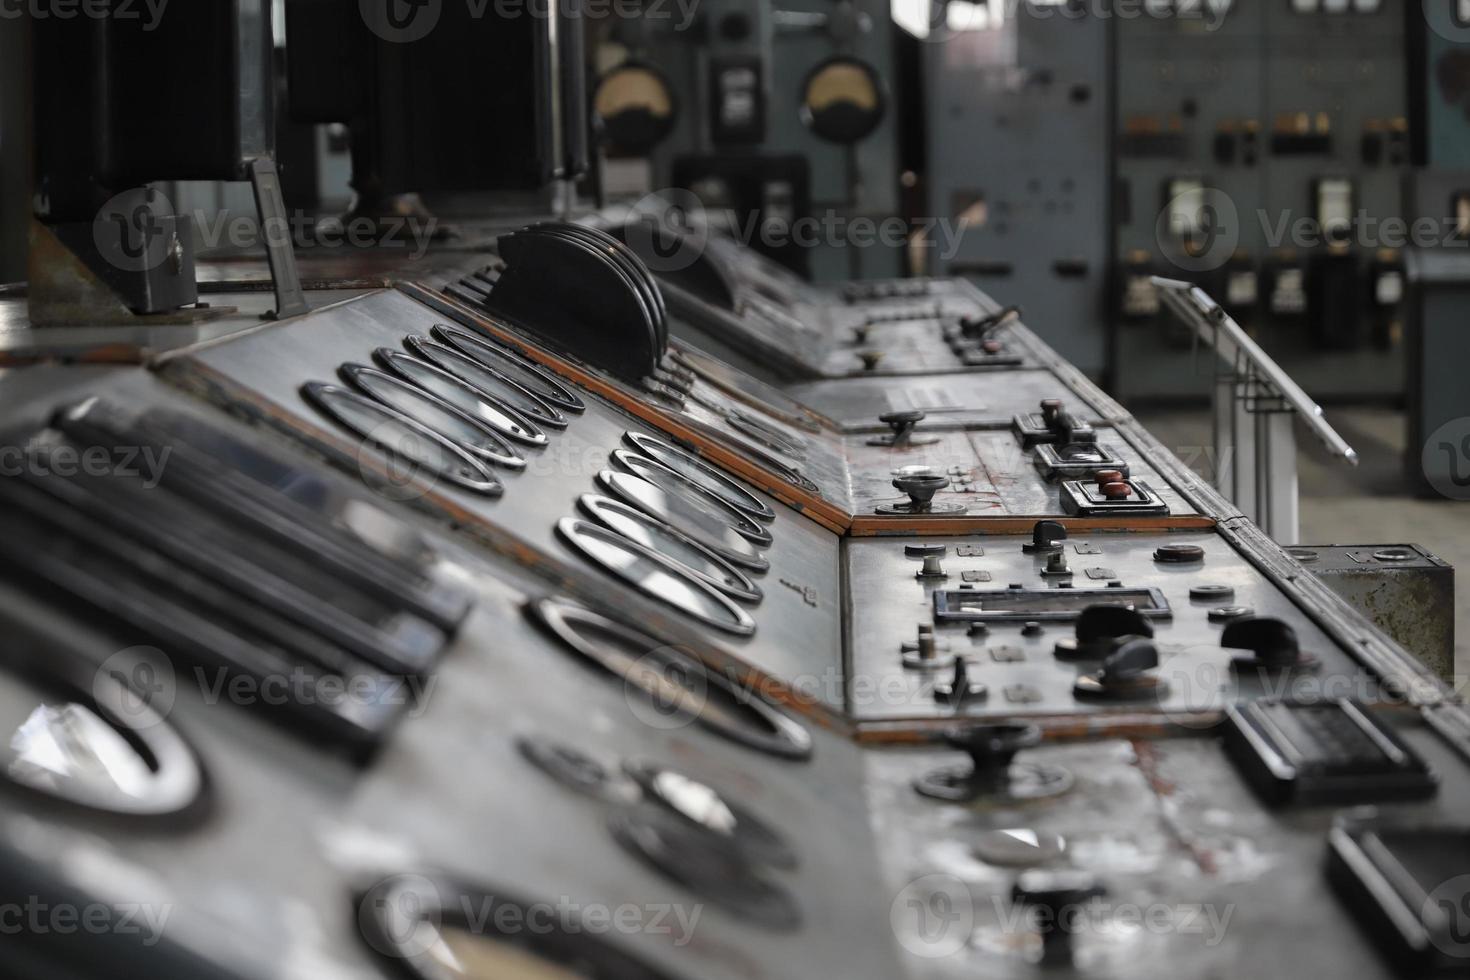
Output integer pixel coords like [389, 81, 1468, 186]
[1223, 700, 1437, 805]
[933, 587, 1170, 623]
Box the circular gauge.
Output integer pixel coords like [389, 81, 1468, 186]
[799, 56, 887, 144]
[621, 433, 776, 523]
[727, 411, 807, 461]
[555, 518, 755, 635]
[0, 648, 203, 817]
[432, 324, 586, 414]
[529, 597, 812, 759]
[598, 470, 769, 570]
[609, 806, 802, 930]
[623, 761, 797, 869]
[593, 62, 679, 155]
[373, 348, 547, 447]
[405, 335, 568, 429]
[301, 382, 503, 497]
[358, 873, 681, 980]
[610, 453, 772, 546]
[579, 495, 761, 603]
[340, 364, 527, 470]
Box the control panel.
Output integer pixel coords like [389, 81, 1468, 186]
[0, 214, 1460, 980]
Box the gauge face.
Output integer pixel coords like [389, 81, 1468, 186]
[556, 518, 755, 635]
[597, 470, 769, 570]
[800, 57, 886, 144]
[578, 494, 761, 604]
[528, 598, 811, 759]
[302, 382, 503, 497]
[620, 434, 775, 523]
[623, 761, 797, 869]
[610, 453, 773, 546]
[594, 63, 678, 155]
[432, 324, 586, 414]
[0, 659, 203, 817]
[374, 348, 547, 447]
[341, 364, 527, 470]
[407, 336, 569, 429]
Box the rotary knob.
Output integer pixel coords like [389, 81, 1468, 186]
[1022, 520, 1068, 554]
[892, 472, 949, 510]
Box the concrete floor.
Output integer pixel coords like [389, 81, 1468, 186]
[1134, 406, 1470, 689]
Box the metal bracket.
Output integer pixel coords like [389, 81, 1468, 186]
[248, 158, 309, 321]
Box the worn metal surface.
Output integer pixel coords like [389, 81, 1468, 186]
[845, 428, 1200, 524]
[845, 529, 1378, 731]
[785, 369, 1099, 432]
[1290, 544, 1455, 683]
[865, 710, 1470, 979]
[158, 289, 848, 717]
[0, 403, 897, 979]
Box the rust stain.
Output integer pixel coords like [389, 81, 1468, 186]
[1131, 738, 1221, 876]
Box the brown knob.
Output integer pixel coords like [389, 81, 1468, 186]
[1094, 469, 1123, 486]
[981, 339, 1003, 354]
[1100, 481, 1131, 499]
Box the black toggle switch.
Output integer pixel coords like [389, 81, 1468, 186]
[1054, 605, 1154, 660]
[1022, 520, 1068, 554]
[1223, 617, 1318, 672]
[958, 304, 1021, 340]
[1012, 869, 1106, 966]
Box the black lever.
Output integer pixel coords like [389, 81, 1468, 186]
[1223, 617, 1318, 671]
[1074, 637, 1167, 700]
[933, 657, 986, 704]
[1055, 605, 1154, 660]
[959, 304, 1021, 339]
[868, 409, 939, 448]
